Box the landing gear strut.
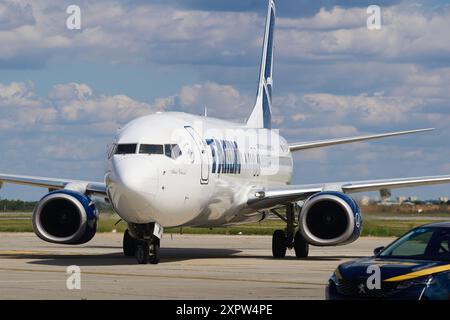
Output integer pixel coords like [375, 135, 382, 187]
[271, 204, 309, 259]
[123, 222, 163, 264]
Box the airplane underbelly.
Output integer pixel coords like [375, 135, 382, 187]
[176, 175, 266, 227]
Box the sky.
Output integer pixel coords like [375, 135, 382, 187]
[0, 0, 450, 201]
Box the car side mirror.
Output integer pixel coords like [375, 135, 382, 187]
[373, 246, 384, 256]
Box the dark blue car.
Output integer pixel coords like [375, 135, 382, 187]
[326, 222, 450, 300]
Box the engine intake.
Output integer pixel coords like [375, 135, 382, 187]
[32, 190, 98, 245]
[299, 192, 362, 246]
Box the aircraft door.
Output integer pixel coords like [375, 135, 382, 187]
[184, 126, 209, 184]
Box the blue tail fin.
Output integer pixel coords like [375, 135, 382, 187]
[247, 0, 275, 129]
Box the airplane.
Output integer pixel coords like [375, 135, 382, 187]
[1, 0, 450, 264]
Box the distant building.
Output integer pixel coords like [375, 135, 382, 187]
[360, 196, 370, 206]
[439, 197, 449, 203]
[397, 196, 407, 204]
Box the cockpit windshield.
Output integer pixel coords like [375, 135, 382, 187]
[115, 144, 137, 155]
[114, 143, 182, 159]
[165, 144, 182, 159]
[139, 144, 163, 155]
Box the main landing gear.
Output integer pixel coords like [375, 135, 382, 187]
[123, 223, 162, 264]
[271, 204, 309, 259]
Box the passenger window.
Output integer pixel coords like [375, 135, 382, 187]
[165, 144, 182, 159]
[116, 144, 137, 155]
[139, 144, 163, 155]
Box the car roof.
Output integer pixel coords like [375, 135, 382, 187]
[421, 221, 450, 228]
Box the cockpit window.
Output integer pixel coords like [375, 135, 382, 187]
[115, 144, 137, 155]
[165, 144, 182, 159]
[139, 144, 164, 155]
[108, 144, 117, 159]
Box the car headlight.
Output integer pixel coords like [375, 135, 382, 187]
[396, 275, 434, 290]
[333, 267, 343, 282]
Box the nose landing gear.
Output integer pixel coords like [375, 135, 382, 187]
[123, 222, 163, 264]
[135, 240, 150, 264]
[134, 238, 160, 264]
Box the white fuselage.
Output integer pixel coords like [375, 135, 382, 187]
[105, 112, 293, 227]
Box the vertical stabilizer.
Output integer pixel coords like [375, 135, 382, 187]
[247, 0, 275, 129]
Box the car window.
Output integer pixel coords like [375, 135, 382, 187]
[439, 239, 449, 253]
[435, 231, 450, 256]
[381, 228, 434, 258]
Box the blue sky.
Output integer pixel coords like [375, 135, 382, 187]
[0, 0, 450, 201]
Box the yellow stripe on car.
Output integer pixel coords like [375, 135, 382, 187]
[384, 264, 450, 282]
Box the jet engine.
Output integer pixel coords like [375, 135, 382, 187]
[299, 191, 362, 246]
[32, 190, 98, 245]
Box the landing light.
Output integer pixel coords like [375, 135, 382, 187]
[255, 191, 266, 199]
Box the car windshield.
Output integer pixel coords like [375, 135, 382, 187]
[380, 227, 450, 261]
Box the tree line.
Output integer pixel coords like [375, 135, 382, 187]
[0, 199, 113, 212]
[0, 199, 37, 212]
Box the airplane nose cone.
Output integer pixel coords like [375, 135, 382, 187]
[114, 157, 158, 195]
[107, 156, 159, 223]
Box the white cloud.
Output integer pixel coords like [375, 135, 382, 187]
[0, 1, 262, 67]
[0, 1, 448, 75]
[179, 82, 251, 117]
[154, 82, 253, 120]
[277, 6, 450, 62]
[0, 81, 158, 134]
[278, 7, 364, 31]
[48, 83, 93, 101]
[301, 92, 424, 125]
[0, 1, 35, 30]
[0, 81, 41, 108]
[0, 80, 255, 135]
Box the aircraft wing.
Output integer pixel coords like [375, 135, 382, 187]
[0, 173, 107, 197]
[248, 175, 450, 210]
[288, 128, 433, 152]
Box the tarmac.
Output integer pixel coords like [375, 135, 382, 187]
[0, 233, 393, 300]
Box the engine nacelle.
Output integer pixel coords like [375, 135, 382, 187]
[299, 191, 362, 246]
[32, 190, 98, 245]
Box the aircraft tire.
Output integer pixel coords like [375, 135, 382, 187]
[149, 238, 161, 265]
[123, 229, 137, 257]
[294, 231, 309, 258]
[135, 241, 150, 264]
[272, 230, 287, 258]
